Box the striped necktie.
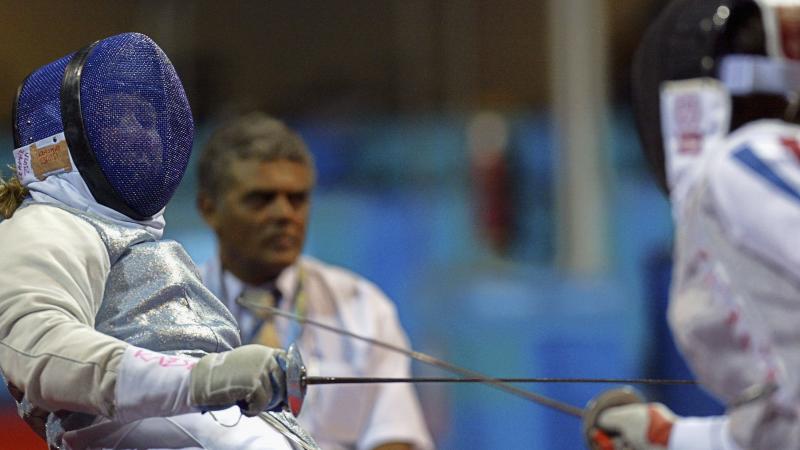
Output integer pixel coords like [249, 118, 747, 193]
[238, 286, 283, 348]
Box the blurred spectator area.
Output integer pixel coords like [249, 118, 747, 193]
[0, 0, 665, 122]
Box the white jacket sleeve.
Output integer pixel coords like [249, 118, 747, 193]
[0, 204, 125, 417]
[669, 416, 742, 450]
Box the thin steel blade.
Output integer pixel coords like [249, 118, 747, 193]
[250, 304, 584, 417]
[306, 376, 696, 385]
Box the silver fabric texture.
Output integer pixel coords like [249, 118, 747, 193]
[77, 206, 241, 356]
[46, 414, 66, 450]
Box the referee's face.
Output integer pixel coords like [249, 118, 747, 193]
[202, 157, 313, 285]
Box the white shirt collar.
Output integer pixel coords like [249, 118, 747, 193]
[219, 258, 301, 308]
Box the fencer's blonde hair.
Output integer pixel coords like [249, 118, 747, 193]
[0, 167, 28, 219]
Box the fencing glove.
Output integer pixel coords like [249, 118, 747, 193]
[592, 403, 677, 450]
[114, 345, 287, 423]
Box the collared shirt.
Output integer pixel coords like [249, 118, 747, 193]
[202, 255, 434, 450]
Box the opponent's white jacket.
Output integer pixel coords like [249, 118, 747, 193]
[666, 119, 800, 449]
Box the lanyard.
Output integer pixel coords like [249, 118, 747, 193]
[283, 266, 307, 345]
[221, 263, 308, 347]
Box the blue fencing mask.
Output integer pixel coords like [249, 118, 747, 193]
[12, 32, 194, 220]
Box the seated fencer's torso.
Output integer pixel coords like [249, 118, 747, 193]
[25, 204, 310, 450]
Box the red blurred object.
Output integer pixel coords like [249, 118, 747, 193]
[471, 151, 513, 253]
[468, 111, 514, 254]
[0, 408, 46, 449]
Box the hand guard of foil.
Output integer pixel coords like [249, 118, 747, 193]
[584, 387, 677, 450]
[190, 345, 288, 416]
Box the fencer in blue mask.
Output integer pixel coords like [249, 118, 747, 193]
[0, 32, 317, 450]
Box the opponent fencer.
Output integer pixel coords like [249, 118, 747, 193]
[585, 1, 800, 449]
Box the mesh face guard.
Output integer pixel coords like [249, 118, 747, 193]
[13, 32, 193, 220]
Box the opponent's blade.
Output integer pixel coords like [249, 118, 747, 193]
[306, 376, 696, 385]
[253, 305, 584, 417]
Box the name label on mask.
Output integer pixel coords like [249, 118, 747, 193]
[13, 133, 76, 183]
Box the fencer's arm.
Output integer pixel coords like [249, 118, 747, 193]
[0, 205, 123, 417]
[669, 416, 741, 450]
[0, 205, 288, 422]
[593, 402, 742, 450]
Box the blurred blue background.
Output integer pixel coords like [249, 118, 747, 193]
[0, 1, 724, 448]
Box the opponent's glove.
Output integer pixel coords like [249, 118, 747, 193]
[592, 403, 677, 450]
[190, 344, 287, 416]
